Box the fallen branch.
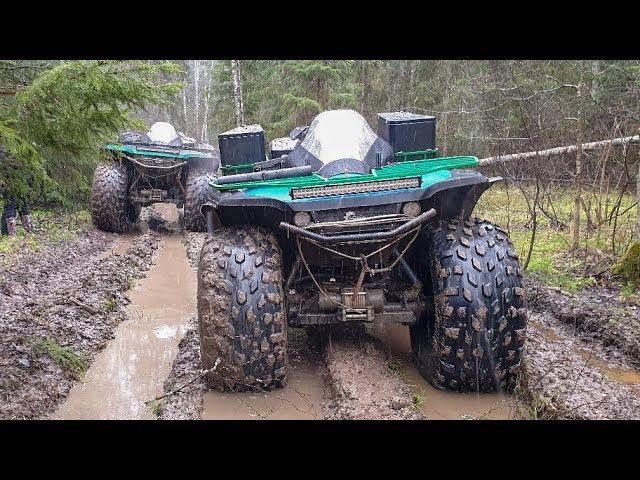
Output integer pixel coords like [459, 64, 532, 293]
[145, 358, 220, 405]
[480, 135, 640, 166]
[68, 297, 101, 315]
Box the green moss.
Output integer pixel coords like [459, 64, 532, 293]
[613, 242, 640, 287]
[411, 391, 426, 407]
[34, 337, 87, 378]
[102, 297, 118, 312]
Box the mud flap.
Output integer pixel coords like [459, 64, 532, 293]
[461, 176, 502, 218]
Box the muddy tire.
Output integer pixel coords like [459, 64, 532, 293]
[197, 226, 287, 391]
[183, 169, 217, 232]
[90, 162, 140, 233]
[410, 217, 527, 392]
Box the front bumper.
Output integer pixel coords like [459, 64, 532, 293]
[278, 209, 437, 244]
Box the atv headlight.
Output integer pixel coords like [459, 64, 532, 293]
[291, 177, 421, 199]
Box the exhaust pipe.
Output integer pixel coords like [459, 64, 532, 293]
[215, 165, 313, 186]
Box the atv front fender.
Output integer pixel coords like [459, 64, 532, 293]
[201, 170, 501, 229]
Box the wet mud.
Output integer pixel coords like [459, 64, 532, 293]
[0, 226, 158, 419]
[520, 313, 640, 419]
[526, 277, 640, 366]
[157, 317, 206, 420]
[53, 205, 195, 420]
[366, 324, 518, 419]
[201, 329, 324, 419]
[8, 207, 639, 420]
[322, 329, 424, 420]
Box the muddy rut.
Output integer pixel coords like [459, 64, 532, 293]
[520, 318, 640, 419]
[5, 205, 639, 420]
[53, 205, 195, 419]
[0, 226, 159, 419]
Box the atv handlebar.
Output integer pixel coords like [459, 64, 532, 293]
[279, 208, 437, 244]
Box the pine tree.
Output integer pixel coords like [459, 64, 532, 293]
[0, 60, 183, 206]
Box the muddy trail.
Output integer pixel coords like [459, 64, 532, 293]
[4, 205, 640, 420]
[53, 205, 195, 419]
[0, 223, 159, 419]
[519, 278, 640, 419]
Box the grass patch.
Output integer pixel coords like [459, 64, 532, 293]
[619, 282, 640, 302]
[0, 209, 91, 256]
[411, 388, 426, 408]
[102, 297, 118, 312]
[475, 185, 637, 292]
[147, 399, 164, 416]
[34, 337, 87, 378]
[512, 380, 549, 420]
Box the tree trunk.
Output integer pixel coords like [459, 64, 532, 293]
[201, 83, 211, 142]
[200, 60, 212, 142]
[231, 60, 245, 127]
[572, 84, 584, 251]
[636, 130, 640, 242]
[182, 67, 188, 130]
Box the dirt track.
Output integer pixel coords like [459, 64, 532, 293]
[53, 206, 195, 419]
[520, 279, 640, 419]
[0, 226, 159, 419]
[2, 208, 640, 420]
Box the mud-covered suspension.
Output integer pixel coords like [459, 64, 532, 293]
[280, 209, 437, 326]
[123, 154, 187, 205]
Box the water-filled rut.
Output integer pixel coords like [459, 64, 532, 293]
[53, 206, 196, 420]
[366, 324, 517, 419]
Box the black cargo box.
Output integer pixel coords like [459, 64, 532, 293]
[377, 112, 436, 154]
[218, 124, 266, 167]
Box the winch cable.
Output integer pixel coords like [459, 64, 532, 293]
[296, 236, 349, 309]
[303, 226, 420, 263]
[294, 225, 423, 310]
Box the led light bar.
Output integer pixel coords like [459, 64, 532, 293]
[291, 177, 421, 199]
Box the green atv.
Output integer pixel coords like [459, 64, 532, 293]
[197, 110, 527, 393]
[91, 122, 220, 233]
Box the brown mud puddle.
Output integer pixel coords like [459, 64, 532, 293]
[576, 349, 640, 393]
[201, 344, 324, 420]
[367, 323, 518, 419]
[53, 206, 196, 420]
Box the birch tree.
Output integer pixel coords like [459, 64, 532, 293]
[573, 82, 585, 251]
[231, 60, 245, 127]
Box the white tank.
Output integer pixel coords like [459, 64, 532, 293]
[147, 122, 179, 144]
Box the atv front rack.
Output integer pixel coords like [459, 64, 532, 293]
[279, 208, 437, 244]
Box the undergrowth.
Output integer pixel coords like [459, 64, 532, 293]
[34, 337, 88, 378]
